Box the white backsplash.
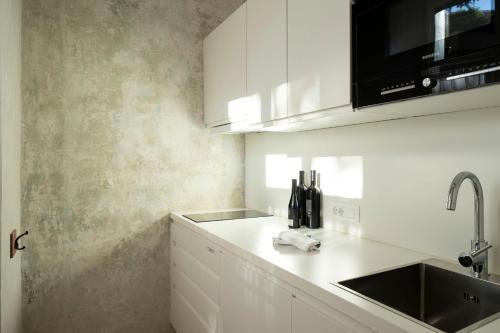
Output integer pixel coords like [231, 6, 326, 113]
[245, 108, 500, 273]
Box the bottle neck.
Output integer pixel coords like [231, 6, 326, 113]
[299, 171, 305, 185]
[310, 170, 316, 186]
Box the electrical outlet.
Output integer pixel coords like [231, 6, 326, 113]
[332, 203, 360, 223]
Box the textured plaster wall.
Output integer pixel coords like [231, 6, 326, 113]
[22, 0, 245, 332]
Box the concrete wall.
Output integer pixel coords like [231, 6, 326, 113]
[21, 0, 245, 332]
[0, 0, 23, 332]
[246, 109, 500, 273]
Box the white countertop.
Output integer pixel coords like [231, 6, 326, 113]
[170, 212, 500, 333]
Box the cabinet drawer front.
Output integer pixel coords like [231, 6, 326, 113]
[171, 289, 214, 333]
[171, 223, 220, 274]
[172, 268, 219, 332]
[172, 245, 220, 304]
[292, 296, 375, 333]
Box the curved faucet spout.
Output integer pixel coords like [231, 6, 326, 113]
[446, 171, 485, 245]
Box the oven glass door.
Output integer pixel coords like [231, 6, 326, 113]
[355, 0, 500, 82]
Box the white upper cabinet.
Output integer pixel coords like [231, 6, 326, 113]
[287, 0, 351, 116]
[247, 0, 288, 123]
[204, 0, 355, 132]
[204, 3, 247, 127]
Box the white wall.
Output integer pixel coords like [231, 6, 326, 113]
[246, 109, 500, 273]
[0, 0, 23, 332]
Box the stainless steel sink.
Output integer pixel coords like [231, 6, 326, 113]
[336, 263, 500, 332]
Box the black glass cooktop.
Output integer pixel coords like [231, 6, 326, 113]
[183, 210, 271, 223]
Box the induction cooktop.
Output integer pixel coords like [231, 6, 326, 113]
[183, 210, 271, 223]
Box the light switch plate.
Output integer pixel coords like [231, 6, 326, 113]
[332, 202, 360, 223]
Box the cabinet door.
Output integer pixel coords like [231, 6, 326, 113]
[247, 0, 287, 123]
[288, 0, 351, 116]
[204, 3, 247, 126]
[292, 295, 375, 333]
[220, 254, 292, 333]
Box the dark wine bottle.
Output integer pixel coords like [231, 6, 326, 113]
[306, 170, 321, 229]
[297, 171, 308, 227]
[288, 179, 300, 229]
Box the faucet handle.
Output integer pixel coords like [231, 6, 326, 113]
[471, 244, 493, 258]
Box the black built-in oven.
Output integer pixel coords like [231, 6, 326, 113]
[353, 0, 500, 108]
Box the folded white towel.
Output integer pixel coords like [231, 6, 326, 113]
[273, 230, 321, 252]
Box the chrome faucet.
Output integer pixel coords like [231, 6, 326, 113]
[447, 171, 492, 279]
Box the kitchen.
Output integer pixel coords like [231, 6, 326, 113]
[1, 0, 500, 332]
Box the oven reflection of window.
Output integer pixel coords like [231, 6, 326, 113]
[435, 0, 494, 41]
[434, 10, 446, 61]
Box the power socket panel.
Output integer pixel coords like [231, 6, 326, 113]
[332, 202, 360, 223]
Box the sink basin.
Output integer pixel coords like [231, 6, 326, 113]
[337, 263, 500, 332]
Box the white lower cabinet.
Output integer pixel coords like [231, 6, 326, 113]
[171, 288, 214, 333]
[170, 223, 221, 333]
[220, 253, 292, 333]
[292, 293, 375, 333]
[171, 221, 376, 333]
